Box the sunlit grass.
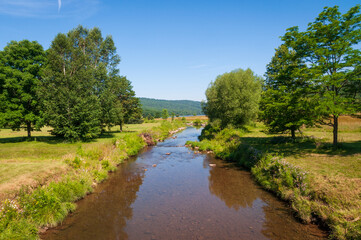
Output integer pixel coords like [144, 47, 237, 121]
[0, 122, 162, 200]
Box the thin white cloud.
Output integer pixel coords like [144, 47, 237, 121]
[0, 0, 99, 18]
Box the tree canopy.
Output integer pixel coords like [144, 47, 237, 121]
[40, 26, 141, 140]
[203, 68, 262, 128]
[270, 5, 361, 145]
[0, 40, 45, 137]
[260, 45, 320, 138]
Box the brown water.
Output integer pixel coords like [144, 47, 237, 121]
[42, 127, 327, 240]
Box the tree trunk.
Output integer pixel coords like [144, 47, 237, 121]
[291, 129, 296, 139]
[120, 124, 123, 132]
[333, 115, 338, 146]
[26, 121, 31, 138]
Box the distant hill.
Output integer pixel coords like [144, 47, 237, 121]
[139, 98, 203, 118]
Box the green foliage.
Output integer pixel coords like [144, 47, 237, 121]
[203, 68, 262, 129]
[101, 75, 142, 131]
[261, 45, 320, 138]
[41, 26, 111, 140]
[122, 134, 146, 156]
[281, 5, 361, 145]
[0, 40, 45, 137]
[0, 217, 38, 240]
[161, 109, 169, 120]
[193, 119, 202, 126]
[140, 98, 203, 118]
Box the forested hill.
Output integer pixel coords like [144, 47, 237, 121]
[140, 98, 203, 117]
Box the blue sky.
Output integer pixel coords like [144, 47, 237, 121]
[0, 0, 358, 101]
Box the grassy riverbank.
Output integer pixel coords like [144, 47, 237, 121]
[0, 120, 186, 239]
[187, 116, 361, 240]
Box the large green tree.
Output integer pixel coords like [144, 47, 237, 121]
[0, 40, 45, 137]
[260, 45, 319, 138]
[282, 5, 361, 145]
[41, 26, 120, 140]
[203, 68, 262, 128]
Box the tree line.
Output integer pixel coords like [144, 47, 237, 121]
[202, 4, 361, 146]
[140, 97, 203, 118]
[0, 26, 141, 141]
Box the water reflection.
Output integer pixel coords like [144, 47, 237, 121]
[207, 157, 259, 209]
[207, 156, 326, 240]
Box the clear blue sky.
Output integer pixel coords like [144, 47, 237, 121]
[0, 0, 358, 101]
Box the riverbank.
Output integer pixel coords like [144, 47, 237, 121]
[0, 121, 186, 239]
[186, 116, 361, 240]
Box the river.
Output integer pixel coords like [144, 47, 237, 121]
[42, 127, 326, 240]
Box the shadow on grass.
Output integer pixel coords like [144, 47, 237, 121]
[0, 135, 67, 144]
[240, 136, 361, 157]
[0, 130, 138, 144]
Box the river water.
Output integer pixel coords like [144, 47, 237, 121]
[42, 127, 327, 240]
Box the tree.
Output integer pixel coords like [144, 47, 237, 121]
[41, 26, 120, 140]
[0, 40, 45, 137]
[203, 68, 262, 128]
[104, 75, 142, 131]
[282, 5, 361, 145]
[260, 45, 320, 138]
[162, 109, 169, 120]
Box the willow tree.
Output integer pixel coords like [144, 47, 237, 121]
[203, 68, 262, 128]
[0, 40, 45, 137]
[282, 5, 361, 145]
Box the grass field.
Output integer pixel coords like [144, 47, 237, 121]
[0, 122, 161, 201]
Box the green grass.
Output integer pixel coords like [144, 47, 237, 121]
[187, 116, 361, 240]
[0, 122, 162, 200]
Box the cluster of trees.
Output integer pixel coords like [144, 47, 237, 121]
[261, 5, 361, 145]
[203, 5, 361, 146]
[0, 26, 141, 140]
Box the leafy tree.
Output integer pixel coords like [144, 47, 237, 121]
[203, 68, 262, 128]
[114, 76, 142, 127]
[260, 45, 319, 138]
[282, 5, 361, 145]
[41, 26, 119, 140]
[0, 40, 45, 137]
[162, 109, 169, 120]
